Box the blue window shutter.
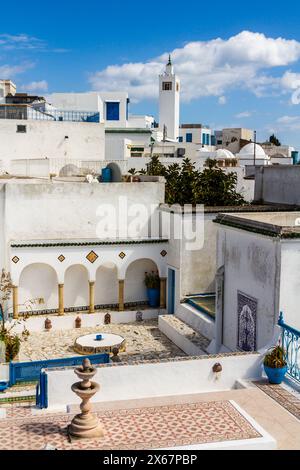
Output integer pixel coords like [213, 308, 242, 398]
[202, 133, 205, 145]
[106, 102, 120, 121]
[179, 136, 183, 143]
[186, 133, 192, 143]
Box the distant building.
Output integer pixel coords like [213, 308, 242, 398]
[215, 128, 254, 154]
[179, 124, 215, 149]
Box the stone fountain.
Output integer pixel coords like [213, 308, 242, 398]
[68, 358, 104, 439]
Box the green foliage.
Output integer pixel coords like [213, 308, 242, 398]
[144, 155, 246, 206]
[269, 134, 281, 146]
[144, 271, 160, 289]
[264, 345, 287, 369]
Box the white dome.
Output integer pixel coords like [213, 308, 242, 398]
[239, 143, 268, 159]
[197, 146, 209, 153]
[215, 148, 235, 159]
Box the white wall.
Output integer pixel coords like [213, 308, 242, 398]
[50, 92, 102, 113]
[46, 353, 262, 408]
[0, 119, 105, 170]
[217, 226, 280, 351]
[279, 241, 300, 330]
[19, 263, 58, 310]
[4, 180, 165, 241]
[64, 265, 89, 309]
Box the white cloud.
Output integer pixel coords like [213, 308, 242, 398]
[218, 95, 226, 105]
[89, 31, 300, 103]
[20, 80, 48, 93]
[0, 62, 34, 78]
[0, 33, 46, 50]
[277, 115, 300, 129]
[235, 111, 252, 118]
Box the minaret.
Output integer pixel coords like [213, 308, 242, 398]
[159, 55, 180, 141]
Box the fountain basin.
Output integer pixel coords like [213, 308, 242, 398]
[74, 333, 126, 355]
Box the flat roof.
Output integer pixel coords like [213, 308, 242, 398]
[214, 211, 300, 238]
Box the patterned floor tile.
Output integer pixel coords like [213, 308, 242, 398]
[0, 400, 261, 450]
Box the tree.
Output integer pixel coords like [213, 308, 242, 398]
[269, 134, 281, 146]
[144, 155, 246, 206]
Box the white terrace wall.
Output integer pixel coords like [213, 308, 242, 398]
[3, 180, 165, 241]
[0, 119, 105, 171]
[46, 353, 262, 409]
[217, 226, 280, 351]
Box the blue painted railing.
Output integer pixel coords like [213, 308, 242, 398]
[278, 312, 300, 384]
[9, 353, 109, 386]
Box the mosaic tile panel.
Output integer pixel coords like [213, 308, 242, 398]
[237, 291, 257, 352]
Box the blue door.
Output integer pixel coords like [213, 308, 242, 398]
[168, 268, 176, 314]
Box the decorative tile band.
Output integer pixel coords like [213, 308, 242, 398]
[11, 239, 169, 248]
[19, 301, 150, 316]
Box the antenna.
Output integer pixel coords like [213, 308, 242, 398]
[254, 130, 257, 166]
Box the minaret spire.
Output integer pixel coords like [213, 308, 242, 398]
[167, 54, 172, 66]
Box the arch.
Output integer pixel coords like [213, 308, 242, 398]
[106, 162, 122, 182]
[64, 264, 89, 309]
[95, 262, 119, 306]
[19, 263, 58, 311]
[125, 258, 159, 304]
[59, 163, 81, 177]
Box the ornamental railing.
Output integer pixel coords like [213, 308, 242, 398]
[278, 312, 300, 384]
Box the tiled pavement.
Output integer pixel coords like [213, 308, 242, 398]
[255, 380, 300, 421]
[0, 400, 261, 450]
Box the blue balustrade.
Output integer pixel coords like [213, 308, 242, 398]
[9, 353, 109, 386]
[278, 312, 300, 384]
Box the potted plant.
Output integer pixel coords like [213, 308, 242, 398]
[144, 271, 160, 308]
[263, 345, 287, 384]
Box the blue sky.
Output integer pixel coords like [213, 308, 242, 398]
[2, 0, 300, 148]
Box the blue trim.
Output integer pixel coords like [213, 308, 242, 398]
[9, 353, 109, 386]
[278, 311, 300, 384]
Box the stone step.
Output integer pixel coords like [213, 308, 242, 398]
[176, 302, 215, 341]
[158, 315, 210, 356]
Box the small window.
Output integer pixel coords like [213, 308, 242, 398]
[17, 125, 26, 133]
[106, 102, 120, 121]
[176, 82, 179, 92]
[186, 133, 192, 143]
[162, 82, 172, 91]
[178, 136, 183, 143]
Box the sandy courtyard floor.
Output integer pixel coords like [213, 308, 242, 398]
[18, 320, 186, 362]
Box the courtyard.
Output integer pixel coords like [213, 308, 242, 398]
[18, 319, 186, 362]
